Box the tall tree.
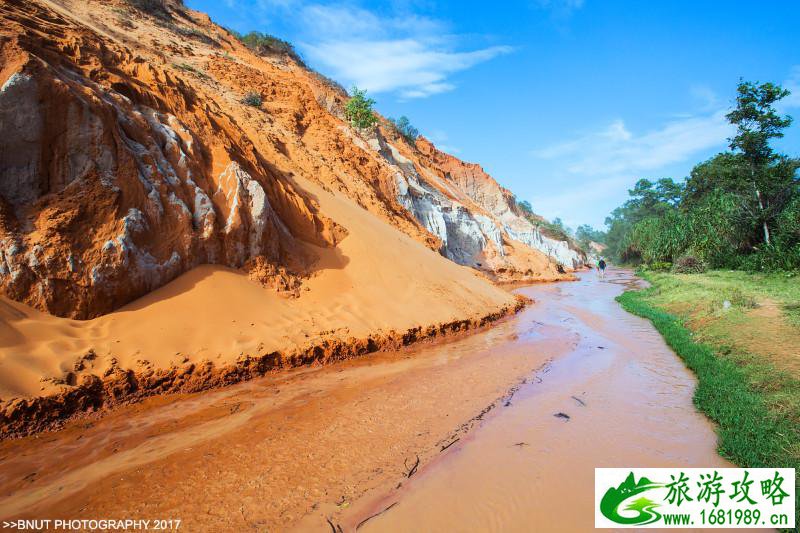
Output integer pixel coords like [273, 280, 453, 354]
[726, 81, 793, 244]
[575, 224, 606, 249]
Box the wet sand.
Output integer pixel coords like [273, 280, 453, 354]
[0, 270, 730, 531]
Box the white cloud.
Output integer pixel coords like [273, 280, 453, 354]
[303, 39, 511, 98]
[219, 1, 511, 98]
[289, 2, 512, 98]
[428, 129, 460, 153]
[532, 111, 732, 177]
[527, 108, 734, 226]
[256, 0, 300, 8]
[603, 119, 632, 141]
[300, 4, 384, 38]
[779, 65, 800, 110]
[530, 66, 800, 227]
[690, 84, 719, 111]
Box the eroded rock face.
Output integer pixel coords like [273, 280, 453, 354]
[0, 4, 342, 318]
[0, 72, 44, 207]
[0, 0, 579, 318]
[361, 130, 584, 280]
[387, 143, 488, 267]
[413, 137, 586, 271]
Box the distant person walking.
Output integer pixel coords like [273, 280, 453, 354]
[597, 258, 607, 279]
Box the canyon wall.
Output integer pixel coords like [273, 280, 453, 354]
[0, 0, 582, 319]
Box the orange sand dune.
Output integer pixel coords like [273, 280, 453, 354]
[0, 177, 516, 402]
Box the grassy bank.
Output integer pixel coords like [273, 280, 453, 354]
[616, 270, 799, 517]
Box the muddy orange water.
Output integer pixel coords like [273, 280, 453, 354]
[0, 270, 732, 531]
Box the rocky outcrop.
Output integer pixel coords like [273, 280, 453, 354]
[0, 0, 343, 318]
[0, 0, 579, 318]
[354, 129, 584, 281]
[413, 137, 586, 271]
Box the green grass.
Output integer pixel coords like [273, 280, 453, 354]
[641, 270, 800, 331]
[643, 269, 800, 306]
[617, 271, 800, 523]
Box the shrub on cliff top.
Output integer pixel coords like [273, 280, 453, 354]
[232, 31, 304, 65]
[345, 87, 377, 130]
[516, 199, 534, 215]
[312, 71, 347, 95]
[127, 0, 172, 19]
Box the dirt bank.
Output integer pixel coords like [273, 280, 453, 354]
[0, 0, 577, 329]
[1, 293, 527, 439]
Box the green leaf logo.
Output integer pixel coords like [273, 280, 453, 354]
[600, 472, 664, 525]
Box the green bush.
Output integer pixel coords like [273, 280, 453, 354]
[241, 92, 263, 107]
[516, 199, 534, 215]
[774, 194, 800, 246]
[344, 87, 377, 130]
[687, 190, 751, 268]
[127, 0, 171, 19]
[738, 243, 800, 272]
[388, 116, 419, 143]
[647, 261, 673, 272]
[232, 31, 304, 64]
[602, 80, 799, 275]
[628, 210, 689, 263]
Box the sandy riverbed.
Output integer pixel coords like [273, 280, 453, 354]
[0, 270, 728, 531]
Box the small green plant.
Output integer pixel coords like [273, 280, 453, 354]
[388, 116, 419, 142]
[647, 261, 672, 272]
[171, 26, 219, 47]
[722, 287, 758, 309]
[344, 87, 377, 130]
[127, 0, 171, 19]
[173, 63, 209, 80]
[241, 92, 263, 107]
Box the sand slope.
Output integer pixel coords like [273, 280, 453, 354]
[0, 176, 516, 403]
[0, 0, 572, 433]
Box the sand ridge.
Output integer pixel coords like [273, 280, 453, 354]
[0, 177, 525, 436]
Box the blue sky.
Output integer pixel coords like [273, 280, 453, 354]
[186, 0, 800, 230]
